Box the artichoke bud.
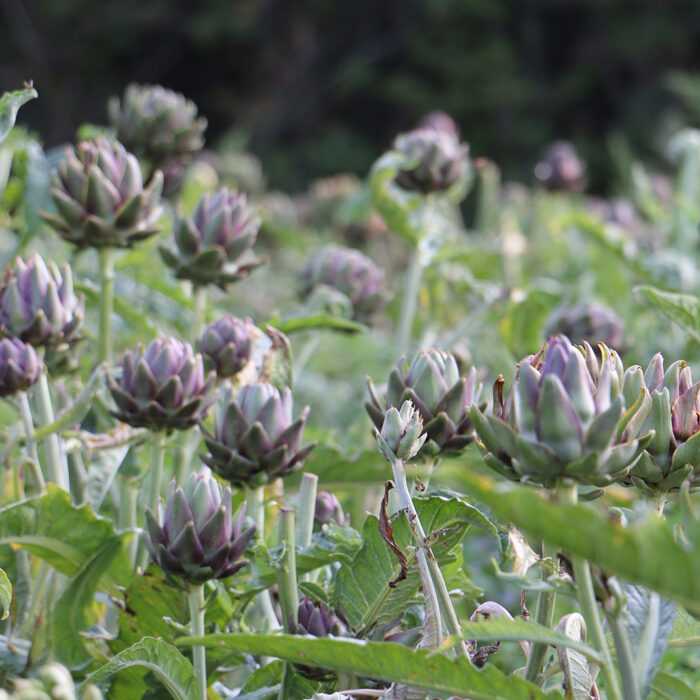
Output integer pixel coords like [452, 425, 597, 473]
[545, 302, 624, 351]
[198, 315, 262, 380]
[534, 141, 585, 192]
[374, 400, 426, 463]
[0, 338, 41, 397]
[314, 491, 347, 527]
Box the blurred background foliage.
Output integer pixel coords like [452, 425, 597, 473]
[3, 0, 700, 191]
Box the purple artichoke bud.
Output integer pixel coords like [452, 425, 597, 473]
[145, 472, 255, 584]
[534, 141, 585, 192]
[418, 110, 459, 138]
[621, 353, 700, 492]
[470, 336, 651, 487]
[108, 338, 214, 432]
[545, 302, 624, 351]
[0, 338, 41, 397]
[314, 491, 346, 527]
[201, 383, 315, 488]
[40, 138, 164, 249]
[198, 315, 259, 379]
[291, 596, 348, 680]
[0, 253, 84, 348]
[301, 246, 388, 321]
[393, 127, 469, 194]
[108, 83, 207, 173]
[366, 348, 481, 457]
[159, 188, 264, 289]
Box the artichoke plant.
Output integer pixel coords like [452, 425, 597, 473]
[545, 301, 624, 351]
[366, 348, 481, 457]
[301, 245, 388, 321]
[159, 188, 264, 289]
[0, 254, 83, 348]
[145, 472, 255, 584]
[108, 83, 207, 172]
[198, 315, 259, 380]
[534, 141, 585, 192]
[393, 127, 469, 194]
[108, 338, 214, 432]
[201, 383, 314, 488]
[41, 138, 163, 249]
[620, 353, 700, 493]
[0, 338, 41, 397]
[469, 336, 651, 487]
[315, 491, 347, 527]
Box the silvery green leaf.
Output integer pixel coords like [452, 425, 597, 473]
[0, 87, 37, 145]
[555, 613, 592, 700]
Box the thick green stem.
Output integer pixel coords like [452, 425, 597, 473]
[119, 476, 139, 566]
[607, 608, 641, 700]
[395, 246, 424, 355]
[391, 457, 470, 659]
[296, 473, 317, 549]
[277, 508, 299, 633]
[192, 286, 207, 341]
[67, 451, 87, 505]
[188, 584, 207, 700]
[98, 247, 115, 366]
[245, 485, 281, 631]
[137, 431, 166, 570]
[18, 391, 43, 491]
[34, 372, 68, 490]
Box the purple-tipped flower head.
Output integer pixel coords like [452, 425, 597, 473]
[0, 338, 41, 397]
[545, 302, 624, 351]
[314, 491, 347, 527]
[145, 472, 255, 584]
[198, 315, 259, 380]
[534, 141, 585, 192]
[108, 337, 214, 432]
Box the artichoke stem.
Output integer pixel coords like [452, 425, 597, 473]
[188, 583, 207, 700]
[277, 508, 299, 632]
[607, 603, 642, 700]
[137, 431, 167, 571]
[119, 477, 139, 566]
[67, 450, 87, 505]
[395, 243, 425, 355]
[18, 390, 43, 492]
[98, 247, 115, 366]
[192, 286, 207, 341]
[391, 457, 471, 660]
[34, 372, 68, 490]
[296, 473, 318, 551]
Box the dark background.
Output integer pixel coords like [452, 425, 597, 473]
[2, 0, 700, 191]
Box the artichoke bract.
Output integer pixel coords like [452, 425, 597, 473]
[0, 338, 41, 397]
[469, 336, 651, 487]
[0, 254, 84, 348]
[145, 472, 255, 584]
[108, 83, 207, 172]
[621, 354, 700, 493]
[301, 245, 388, 321]
[374, 400, 427, 463]
[159, 188, 264, 289]
[393, 127, 469, 194]
[534, 141, 585, 192]
[201, 383, 314, 489]
[41, 138, 163, 249]
[108, 338, 214, 432]
[545, 301, 624, 351]
[366, 348, 481, 457]
[198, 315, 259, 380]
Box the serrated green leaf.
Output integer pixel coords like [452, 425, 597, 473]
[635, 285, 700, 344]
[0, 88, 37, 144]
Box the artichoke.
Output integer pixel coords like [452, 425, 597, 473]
[534, 141, 585, 192]
[145, 472, 255, 584]
[0, 663, 81, 700]
[314, 491, 346, 527]
[0, 338, 41, 397]
[545, 301, 624, 351]
[366, 348, 481, 457]
[469, 336, 651, 487]
[108, 83, 207, 172]
[620, 353, 700, 493]
[159, 188, 264, 289]
[418, 110, 460, 138]
[41, 138, 163, 249]
[198, 315, 260, 380]
[301, 245, 388, 321]
[108, 338, 214, 432]
[0, 253, 83, 348]
[201, 383, 314, 489]
[374, 400, 427, 463]
[393, 127, 469, 194]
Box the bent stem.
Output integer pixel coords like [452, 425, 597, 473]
[98, 247, 115, 366]
[188, 583, 207, 700]
[18, 391, 43, 491]
[390, 456, 470, 659]
[137, 431, 166, 570]
[34, 372, 68, 490]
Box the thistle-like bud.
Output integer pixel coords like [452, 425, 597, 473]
[374, 400, 426, 463]
[0, 338, 41, 397]
[545, 302, 624, 351]
[198, 315, 260, 380]
[534, 141, 585, 192]
[314, 491, 346, 527]
[418, 110, 459, 138]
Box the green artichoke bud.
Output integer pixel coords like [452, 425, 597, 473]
[108, 338, 214, 432]
[314, 490, 346, 527]
[374, 400, 427, 463]
[469, 335, 651, 487]
[145, 472, 255, 584]
[201, 383, 315, 489]
[291, 596, 348, 680]
[545, 302, 624, 351]
[198, 315, 261, 379]
[41, 138, 163, 249]
[366, 348, 481, 457]
[4, 662, 77, 699]
[0, 254, 84, 348]
[0, 338, 41, 397]
[159, 188, 264, 289]
[108, 83, 206, 172]
[393, 127, 469, 193]
[534, 141, 585, 192]
[621, 353, 700, 492]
